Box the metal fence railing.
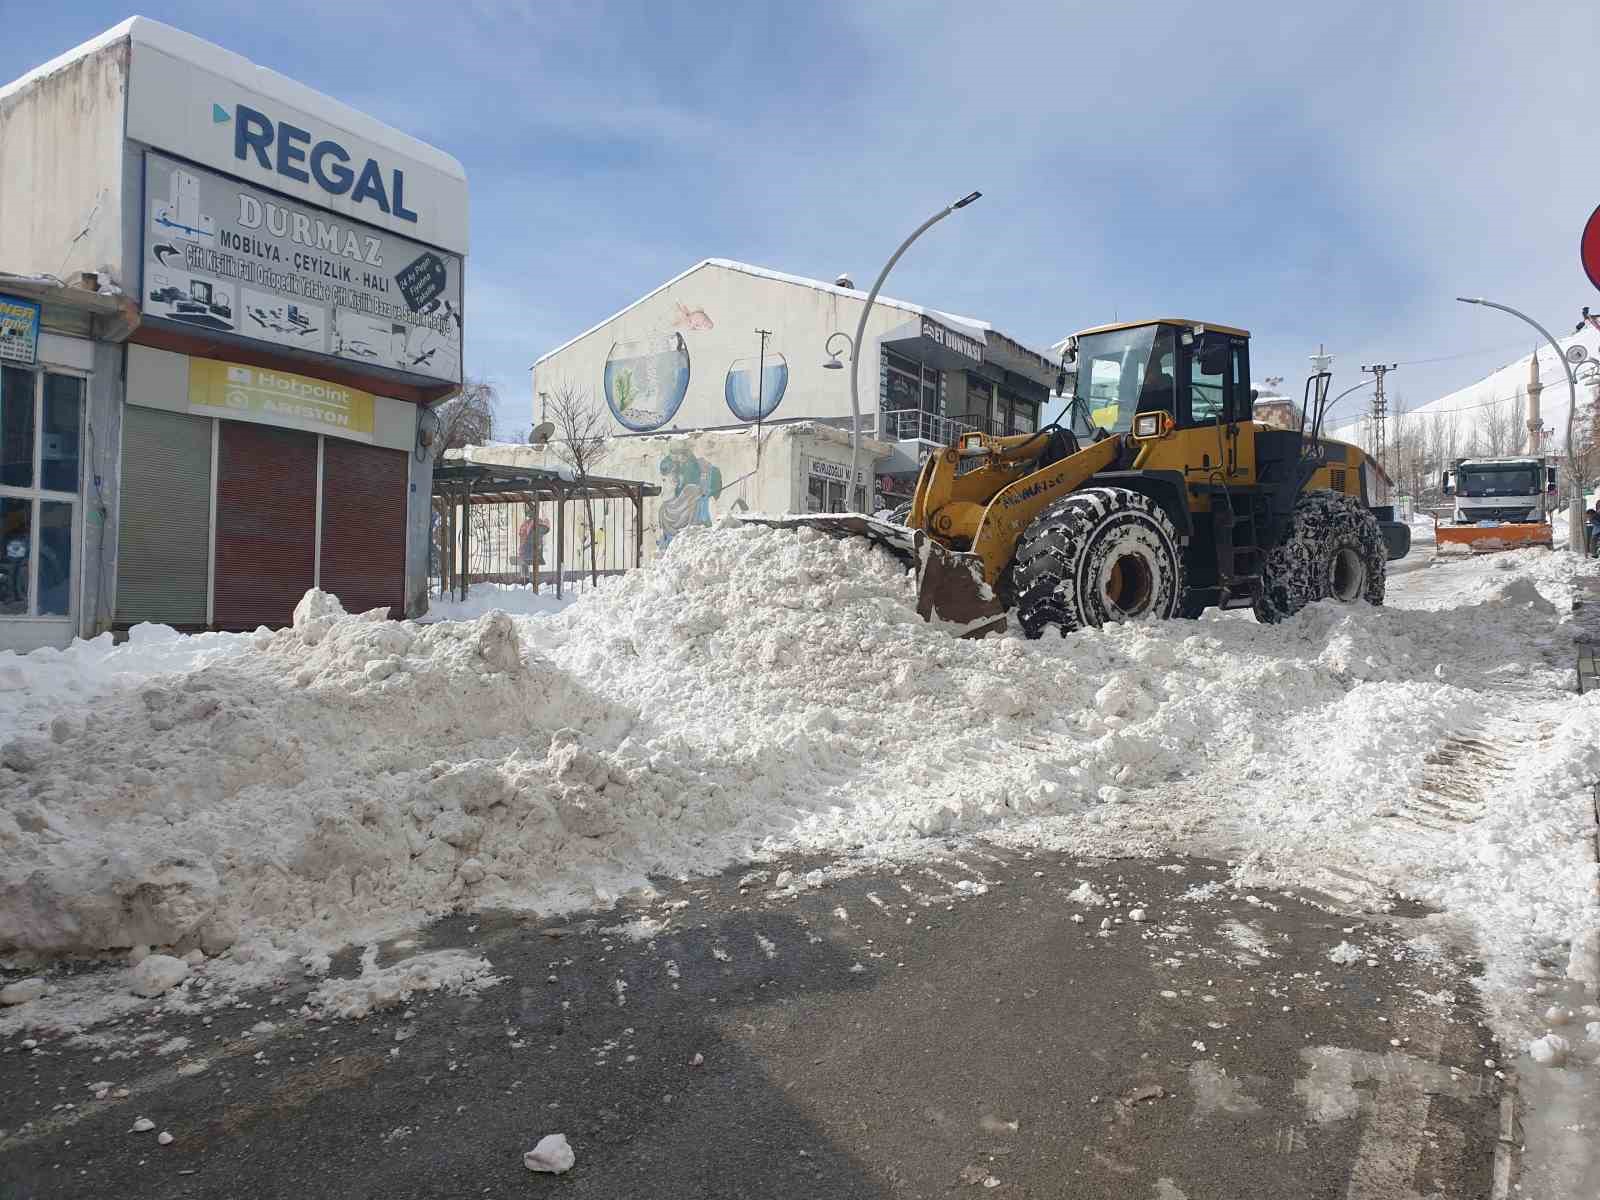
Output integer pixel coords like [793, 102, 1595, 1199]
[876, 408, 981, 445]
[430, 494, 643, 595]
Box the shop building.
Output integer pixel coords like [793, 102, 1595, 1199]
[0, 18, 467, 648]
[529, 259, 1056, 524]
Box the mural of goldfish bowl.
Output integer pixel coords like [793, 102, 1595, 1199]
[724, 350, 788, 422]
[603, 333, 691, 431]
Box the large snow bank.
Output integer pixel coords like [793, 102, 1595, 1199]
[2, 526, 1596, 1049]
[0, 624, 251, 747]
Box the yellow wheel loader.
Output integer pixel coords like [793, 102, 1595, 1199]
[745, 319, 1411, 637]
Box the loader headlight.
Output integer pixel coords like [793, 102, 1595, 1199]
[1132, 412, 1166, 439]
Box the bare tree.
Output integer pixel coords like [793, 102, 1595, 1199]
[1479, 393, 1521, 458]
[544, 382, 612, 587]
[432, 376, 497, 458]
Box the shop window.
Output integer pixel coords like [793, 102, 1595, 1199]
[882, 350, 923, 413]
[807, 473, 865, 513]
[42, 376, 83, 493]
[2, 367, 34, 488]
[0, 496, 28, 616]
[0, 368, 83, 621]
[37, 500, 72, 616]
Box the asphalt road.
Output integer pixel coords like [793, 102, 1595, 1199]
[0, 848, 1508, 1199]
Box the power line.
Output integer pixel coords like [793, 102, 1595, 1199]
[1391, 337, 1548, 367]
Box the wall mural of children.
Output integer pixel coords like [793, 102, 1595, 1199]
[657, 443, 722, 550]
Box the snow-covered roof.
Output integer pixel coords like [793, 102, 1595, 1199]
[0, 17, 465, 183]
[532, 258, 1014, 369]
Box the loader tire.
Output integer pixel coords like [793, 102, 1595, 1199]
[1013, 487, 1185, 638]
[1254, 491, 1386, 624]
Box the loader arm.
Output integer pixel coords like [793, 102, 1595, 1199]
[915, 434, 1122, 585]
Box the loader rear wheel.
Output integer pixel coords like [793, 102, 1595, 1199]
[1013, 487, 1185, 638]
[1254, 491, 1386, 624]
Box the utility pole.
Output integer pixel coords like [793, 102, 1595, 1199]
[754, 328, 771, 469]
[1362, 362, 1397, 501]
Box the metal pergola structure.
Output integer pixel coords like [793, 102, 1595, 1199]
[431, 461, 661, 601]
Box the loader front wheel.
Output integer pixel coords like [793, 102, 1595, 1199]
[1013, 487, 1185, 638]
[1254, 491, 1386, 624]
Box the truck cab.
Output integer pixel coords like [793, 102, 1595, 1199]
[1443, 457, 1553, 525]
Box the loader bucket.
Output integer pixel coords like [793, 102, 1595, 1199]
[1434, 521, 1554, 556]
[737, 513, 1008, 637]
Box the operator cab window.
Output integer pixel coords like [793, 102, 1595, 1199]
[1180, 331, 1239, 428]
[1070, 324, 1176, 438]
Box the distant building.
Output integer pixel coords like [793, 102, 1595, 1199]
[530, 259, 1058, 517]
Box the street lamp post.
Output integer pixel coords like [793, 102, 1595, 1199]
[844, 191, 982, 509]
[1456, 297, 1583, 552]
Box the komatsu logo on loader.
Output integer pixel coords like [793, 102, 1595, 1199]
[231, 105, 419, 225]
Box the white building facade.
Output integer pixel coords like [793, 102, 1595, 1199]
[530, 260, 1057, 529]
[0, 18, 468, 647]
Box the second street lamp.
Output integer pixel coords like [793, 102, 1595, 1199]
[1455, 297, 1583, 552]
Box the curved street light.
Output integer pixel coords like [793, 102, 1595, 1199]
[822, 331, 854, 371]
[1455, 297, 1582, 552]
[845, 191, 982, 509]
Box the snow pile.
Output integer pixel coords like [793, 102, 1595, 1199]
[1, 596, 633, 964]
[2, 523, 1597, 1054]
[0, 623, 251, 747]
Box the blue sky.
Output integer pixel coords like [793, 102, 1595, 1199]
[5, 2, 1598, 434]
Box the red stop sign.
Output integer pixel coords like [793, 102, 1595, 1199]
[1584, 204, 1600, 291]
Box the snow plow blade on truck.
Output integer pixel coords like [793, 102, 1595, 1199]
[737, 513, 1008, 636]
[1434, 521, 1553, 555]
[743, 318, 1409, 639]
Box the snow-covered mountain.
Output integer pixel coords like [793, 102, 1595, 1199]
[1329, 322, 1600, 454]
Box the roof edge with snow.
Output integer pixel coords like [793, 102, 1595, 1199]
[531, 258, 1042, 370]
[0, 17, 465, 183]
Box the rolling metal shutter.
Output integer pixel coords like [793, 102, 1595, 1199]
[116, 407, 212, 626]
[213, 422, 317, 630]
[319, 440, 409, 617]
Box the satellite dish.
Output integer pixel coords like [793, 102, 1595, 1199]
[1566, 344, 1589, 365]
[529, 420, 556, 446]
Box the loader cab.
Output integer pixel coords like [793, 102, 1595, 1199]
[1064, 319, 1251, 439]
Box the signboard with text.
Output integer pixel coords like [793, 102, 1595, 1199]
[142, 153, 462, 383]
[0, 294, 41, 366]
[920, 316, 983, 364]
[188, 358, 376, 442]
[126, 37, 467, 252]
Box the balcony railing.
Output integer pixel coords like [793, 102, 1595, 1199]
[876, 408, 981, 445]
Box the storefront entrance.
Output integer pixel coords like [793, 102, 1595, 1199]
[116, 350, 413, 631]
[0, 365, 83, 650]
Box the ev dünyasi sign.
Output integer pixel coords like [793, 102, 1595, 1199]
[141, 153, 462, 383]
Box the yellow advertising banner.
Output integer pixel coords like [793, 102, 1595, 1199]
[188, 358, 375, 441]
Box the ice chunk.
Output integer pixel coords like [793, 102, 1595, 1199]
[523, 1133, 575, 1174]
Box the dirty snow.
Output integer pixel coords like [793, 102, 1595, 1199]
[1, 527, 1597, 1060]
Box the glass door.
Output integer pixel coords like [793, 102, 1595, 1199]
[0, 367, 83, 624]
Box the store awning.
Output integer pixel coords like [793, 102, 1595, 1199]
[881, 315, 987, 372]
